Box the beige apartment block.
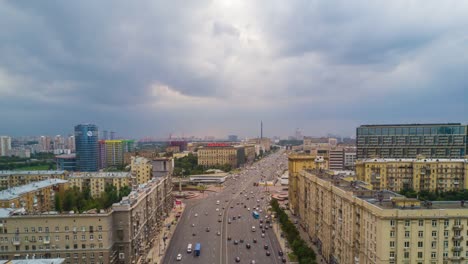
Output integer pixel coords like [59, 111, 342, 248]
[68, 172, 132, 198]
[0, 179, 68, 212]
[243, 145, 256, 163]
[291, 169, 468, 264]
[288, 154, 327, 214]
[0, 171, 68, 190]
[0, 172, 173, 264]
[197, 145, 244, 168]
[356, 158, 468, 192]
[130, 156, 152, 185]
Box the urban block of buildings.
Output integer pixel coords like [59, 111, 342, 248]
[355, 158, 468, 192]
[0, 179, 68, 212]
[0, 171, 68, 190]
[197, 143, 246, 168]
[357, 123, 467, 159]
[288, 162, 468, 264]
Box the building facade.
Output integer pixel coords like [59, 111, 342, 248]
[105, 140, 124, 168]
[329, 148, 344, 170]
[0, 170, 173, 263]
[74, 124, 99, 172]
[291, 169, 468, 264]
[68, 172, 132, 198]
[130, 157, 152, 185]
[197, 144, 245, 168]
[357, 123, 468, 159]
[0, 179, 68, 212]
[0, 136, 12, 157]
[287, 154, 328, 214]
[355, 158, 468, 192]
[344, 151, 357, 169]
[0, 171, 68, 190]
[55, 154, 77, 171]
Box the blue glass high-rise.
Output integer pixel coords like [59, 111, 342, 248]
[74, 124, 99, 171]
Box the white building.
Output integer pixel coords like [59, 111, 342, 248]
[0, 136, 12, 156]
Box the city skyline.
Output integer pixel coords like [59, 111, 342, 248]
[0, 1, 467, 138]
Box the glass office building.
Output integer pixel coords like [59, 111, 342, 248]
[357, 123, 467, 159]
[74, 124, 99, 171]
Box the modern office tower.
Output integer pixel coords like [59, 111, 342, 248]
[105, 140, 124, 167]
[39, 135, 52, 152]
[357, 123, 468, 159]
[103, 130, 109, 140]
[98, 140, 107, 169]
[74, 124, 99, 172]
[67, 135, 75, 152]
[0, 136, 12, 156]
[290, 167, 468, 264]
[355, 157, 468, 192]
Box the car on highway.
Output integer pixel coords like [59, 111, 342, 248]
[265, 225, 269, 230]
[278, 250, 284, 256]
[235, 256, 241, 262]
[227, 236, 232, 240]
[264, 245, 269, 250]
[194, 213, 198, 217]
[218, 218, 222, 222]
[261, 233, 265, 238]
[247, 207, 250, 211]
[251, 226, 256, 232]
[219, 212, 222, 216]
[232, 216, 236, 220]
[250, 260, 256, 264]
[253, 239, 257, 243]
[281, 257, 287, 263]
[234, 240, 239, 245]
[240, 239, 244, 243]
[217, 231, 221, 236]
[216, 208, 219, 211]
[266, 251, 271, 256]
[228, 220, 231, 224]
[206, 227, 210, 232]
[246, 243, 251, 249]
[176, 253, 182, 261]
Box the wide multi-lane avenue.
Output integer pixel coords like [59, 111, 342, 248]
[163, 150, 287, 264]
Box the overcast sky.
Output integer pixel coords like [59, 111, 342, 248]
[0, 1, 467, 139]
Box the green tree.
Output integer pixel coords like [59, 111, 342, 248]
[54, 195, 62, 212]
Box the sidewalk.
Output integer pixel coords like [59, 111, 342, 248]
[271, 218, 291, 260]
[147, 203, 186, 264]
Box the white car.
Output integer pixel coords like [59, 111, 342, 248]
[216, 208, 220, 211]
[176, 253, 182, 261]
[194, 213, 198, 217]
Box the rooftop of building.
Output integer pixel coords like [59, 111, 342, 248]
[357, 158, 468, 163]
[0, 170, 66, 175]
[113, 176, 165, 209]
[131, 156, 150, 165]
[359, 123, 463, 127]
[0, 259, 66, 264]
[55, 154, 76, 159]
[0, 179, 68, 201]
[69, 172, 131, 178]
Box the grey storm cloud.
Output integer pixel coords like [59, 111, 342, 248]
[0, 0, 467, 138]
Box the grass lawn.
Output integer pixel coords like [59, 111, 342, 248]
[13, 165, 50, 171]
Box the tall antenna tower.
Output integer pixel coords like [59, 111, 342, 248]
[261, 121, 263, 140]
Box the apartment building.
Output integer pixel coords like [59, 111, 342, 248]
[0, 179, 68, 212]
[0, 172, 172, 264]
[197, 144, 245, 168]
[243, 145, 256, 163]
[344, 151, 357, 169]
[105, 140, 124, 168]
[68, 172, 132, 198]
[329, 148, 345, 170]
[130, 156, 152, 185]
[0, 171, 68, 190]
[355, 158, 468, 192]
[288, 154, 328, 214]
[356, 123, 468, 159]
[291, 168, 468, 264]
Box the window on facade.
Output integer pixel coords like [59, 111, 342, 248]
[405, 220, 410, 226]
[432, 220, 437, 227]
[417, 252, 423, 258]
[405, 231, 410, 238]
[404, 252, 409, 259]
[444, 230, 449, 237]
[390, 241, 395, 247]
[404, 241, 410, 248]
[432, 231, 437, 237]
[390, 220, 395, 226]
[418, 241, 423, 248]
[418, 231, 424, 238]
[444, 220, 449, 227]
[419, 220, 424, 226]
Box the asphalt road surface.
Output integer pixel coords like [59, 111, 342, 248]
[163, 150, 288, 264]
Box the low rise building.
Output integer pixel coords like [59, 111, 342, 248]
[329, 147, 344, 170]
[344, 151, 357, 169]
[55, 154, 77, 171]
[0, 171, 68, 190]
[355, 158, 468, 192]
[0, 179, 68, 212]
[68, 172, 132, 198]
[165, 145, 180, 153]
[243, 145, 256, 163]
[291, 168, 468, 264]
